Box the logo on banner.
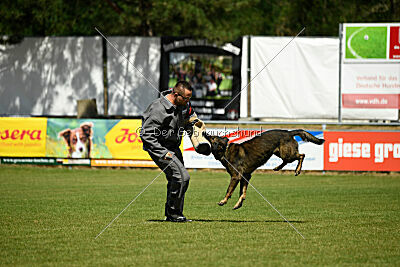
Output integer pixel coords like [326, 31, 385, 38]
[389, 26, 400, 59]
[0, 118, 47, 157]
[1, 129, 42, 140]
[105, 120, 151, 160]
[324, 132, 400, 171]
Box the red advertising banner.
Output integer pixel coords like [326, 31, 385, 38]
[389, 26, 400, 59]
[324, 131, 400, 171]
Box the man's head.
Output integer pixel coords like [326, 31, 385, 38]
[171, 81, 193, 106]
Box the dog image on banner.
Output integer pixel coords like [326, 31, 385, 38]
[59, 122, 94, 158]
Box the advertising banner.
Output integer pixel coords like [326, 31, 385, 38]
[0, 117, 47, 157]
[104, 119, 151, 160]
[341, 63, 400, 119]
[389, 26, 400, 59]
[183, 128, 324, 170]
[91, 159, 156, 167]
[2, 117, 399, 172]
[324, 131, 400, 171]
[341, 23, 400, 120]
[46, 118, 117, 159]
[56, 159, 91, 166]
[46, 118, 152, 160]
[1, 157, 57, 165]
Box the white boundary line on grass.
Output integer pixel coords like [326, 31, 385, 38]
[222, 157, 305, 239]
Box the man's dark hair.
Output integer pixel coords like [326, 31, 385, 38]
[173, 80, 193, 94]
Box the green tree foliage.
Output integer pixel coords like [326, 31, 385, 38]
[273, 0, 399, 36]
[0, 0, 398, 43]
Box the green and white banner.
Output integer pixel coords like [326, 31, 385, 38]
[343, 23, 400, 62]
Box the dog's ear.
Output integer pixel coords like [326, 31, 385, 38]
[80, 122, 93, 137]
[59, 129, 72, 146]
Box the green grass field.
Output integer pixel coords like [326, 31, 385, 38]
[1, 166, 400, 266]
[345, 26, 387, 59]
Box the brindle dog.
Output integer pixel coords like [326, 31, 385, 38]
[204, 129, 324, 210]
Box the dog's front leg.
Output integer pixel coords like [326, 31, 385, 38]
[233, 179, 249, 210]
[218, 176, 240, 206]
[273, 161, 288, 171]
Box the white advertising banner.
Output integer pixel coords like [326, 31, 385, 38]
[0, 37, 104, 116]
[250, 37, 339, 119]
[107, 37, 161, 116]
[341, 63, 400, 119]
[341, 23, 400, 120]
[183, 128, 324, 171]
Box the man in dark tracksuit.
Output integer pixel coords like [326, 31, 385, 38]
[140, 81, 196, 222]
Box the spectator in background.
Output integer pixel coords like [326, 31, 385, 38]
[207, 79, 218, 96]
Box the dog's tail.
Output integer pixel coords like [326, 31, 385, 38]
[290, 130, 325, 145]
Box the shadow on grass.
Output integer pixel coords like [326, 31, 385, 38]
[147, 219, 304, 223]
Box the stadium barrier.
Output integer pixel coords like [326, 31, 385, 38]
[1, 117, 399, 171]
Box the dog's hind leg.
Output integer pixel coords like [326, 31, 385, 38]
[218, 175, 240, 206]
[273, 161, 288, 171]
[233, 176, 249, 210]
[294, 154, 305, 176]
[239, 178, 245, 197]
